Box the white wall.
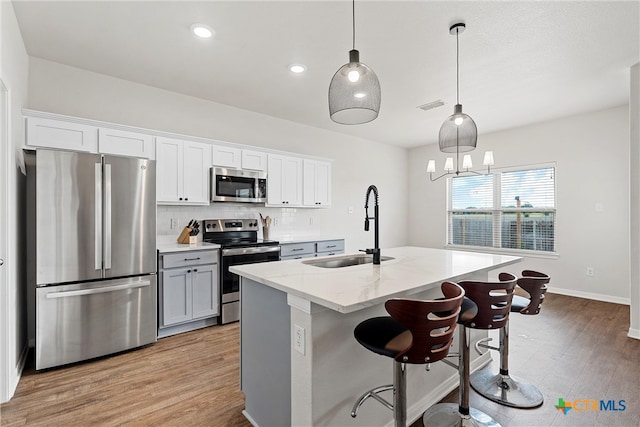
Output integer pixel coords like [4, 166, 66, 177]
[409, 106, 631, 304]
[27, 57, 409, 254]
[630, 63, 639, 339]
[0, 0, 29, 403]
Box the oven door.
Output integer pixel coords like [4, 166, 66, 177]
[221, 246, 281, 302]
[211, 167, 267, 203]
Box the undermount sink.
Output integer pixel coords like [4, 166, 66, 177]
[302, 254, 394, 268]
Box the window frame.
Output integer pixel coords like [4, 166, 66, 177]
[445, 162, 559, 258]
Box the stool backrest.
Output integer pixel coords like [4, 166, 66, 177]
[517, 270, 550, 315]
[385, 282, 464, 364]
[458, 272, 517, 330]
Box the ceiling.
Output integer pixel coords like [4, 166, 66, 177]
[11, 1, 640, 148]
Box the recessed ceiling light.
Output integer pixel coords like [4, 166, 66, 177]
[191, 24, 214, 39]
[289, 64, 306, 74]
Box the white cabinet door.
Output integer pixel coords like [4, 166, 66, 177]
[267, 154, 303, 206]
[303, 160, 331, 207]
[161, 268, 192, 326]
[182, 141, 211, 204]
[98, 128, 154, 159]
[242, 149, 268, 171]
[26, 117, 97, 152]
[156, 137, 210, 205]
[191, 263, 219, 319]
[156, 137, 183, 203]
[212, 145, 242, 168]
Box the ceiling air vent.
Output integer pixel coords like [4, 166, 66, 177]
[417, 100, 445, 111]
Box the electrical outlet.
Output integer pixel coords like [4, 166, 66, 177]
[294, 325, 305, 355]
[170, 218, 178, 229]
[586, 267, 595, 277]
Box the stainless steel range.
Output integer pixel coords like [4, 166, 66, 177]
[202, 219, 280, 324]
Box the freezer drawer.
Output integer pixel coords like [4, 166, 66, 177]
[36, 275, 157, 370]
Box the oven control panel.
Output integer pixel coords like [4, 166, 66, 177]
[202, 219, 259, 232]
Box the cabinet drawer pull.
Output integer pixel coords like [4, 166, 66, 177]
[326, 245, 336, 248]
[184, 257, 201, 261]
[291, 248, 304, 252]
[193, 268, 198, 272]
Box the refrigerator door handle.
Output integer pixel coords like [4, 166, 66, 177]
[104, 163, 112, 270]
[95, 162, 102, 271]
[45, 280, 151, 299]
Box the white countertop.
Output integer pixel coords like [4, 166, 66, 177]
[230, 246, 521, 313]
[156, 235, 220, 253]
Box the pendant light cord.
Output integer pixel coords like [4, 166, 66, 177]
[456, 27, 460, 105]
[352, 0, 356, 50]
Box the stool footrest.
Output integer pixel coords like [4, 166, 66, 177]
[350, 384, 394, 418]
[474, 337, 499, 356]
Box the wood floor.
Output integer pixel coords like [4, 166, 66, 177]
[1, 293, 639, 426]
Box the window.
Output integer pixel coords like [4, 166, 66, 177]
[447, 166, 556, 254]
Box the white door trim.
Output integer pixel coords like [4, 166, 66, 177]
[0, 77, 11, 403]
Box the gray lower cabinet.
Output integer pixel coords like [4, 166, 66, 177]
[280, 239, 344, 260]
[158, 249, 219, 338]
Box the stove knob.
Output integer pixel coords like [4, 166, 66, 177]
[206, 224, 211, 229]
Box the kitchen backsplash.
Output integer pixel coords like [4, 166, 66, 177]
[157, 204, 333, 241]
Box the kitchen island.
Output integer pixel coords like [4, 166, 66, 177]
[230, 246, 521, 427]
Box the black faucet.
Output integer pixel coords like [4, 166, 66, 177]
[360, 185, 380, 264]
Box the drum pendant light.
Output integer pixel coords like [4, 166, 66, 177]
[439, 22, 477, 153]
[328, 0, 381, 125]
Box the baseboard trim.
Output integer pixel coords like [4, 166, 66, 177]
[1, 341, 29, 403]
[628, 328, 640, 340]
[548, 287, 630, 306]
[242, 409, 259, 427]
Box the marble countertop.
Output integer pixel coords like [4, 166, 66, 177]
[157, 235, 220, 253]
[230, 246, 521, 314]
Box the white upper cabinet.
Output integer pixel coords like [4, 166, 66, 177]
[267, 154, 303, 206]
[24, 110, 333, 209]
[303, 159, 331, 207]
[241, 149, 268, 171]
[98, 128, 154, 159]
[212, 145, 241, 168]
[26, 116, 98, 152]
[156, 136, 211, 205]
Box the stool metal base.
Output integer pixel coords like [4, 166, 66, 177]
[470, 369, 544, 408]
[422, 403, 501, 427]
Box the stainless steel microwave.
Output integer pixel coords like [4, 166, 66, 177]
[211, 167, 267, 203]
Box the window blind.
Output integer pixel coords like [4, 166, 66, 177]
[447, 166, 556, 253]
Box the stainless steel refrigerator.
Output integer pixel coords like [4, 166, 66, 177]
[26, 149, 157, 370]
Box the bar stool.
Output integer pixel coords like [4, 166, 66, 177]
[422, 273, 517, 427]
[470, 270, 550, 408]
[350, 282, 467, 427]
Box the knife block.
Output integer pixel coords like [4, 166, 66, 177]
[177, 227, 193, 244]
